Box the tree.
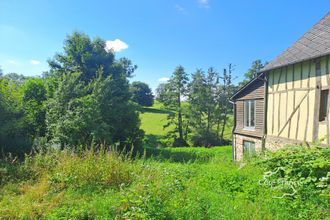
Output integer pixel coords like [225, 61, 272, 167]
[155, 83, 167, 102]
[188, 69, 207, 133]
[46, 32, 143, 150]
[130, 81, 154, 107]
[0, 66, 2, 76]
[215, 64, 235, 143]
[4, 73, 27, 84]
[239, 59, 267, 86]
[22, 78, 47, 138]
[160, 66, 189, 146]
[48, 32, 115, 81]
[188, 68, 222, 147]
[0, 77, 32, 156]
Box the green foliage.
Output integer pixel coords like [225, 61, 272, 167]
[0, 146, 328, 219]
[239, 59, 267, 86]
[157, 65, 235, 147]
[259, 146, 330, 202]
[0, 76, 32, 156]
[130, 81, 154, 107]
[158, 66, 189, 146]
[45, 32, 143, 151]
[0, 32, 144, 156]
[22, 78, 47, 137]
[48, 32, 115, 81]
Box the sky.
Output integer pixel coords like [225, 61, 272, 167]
[0, 0, 329, 90]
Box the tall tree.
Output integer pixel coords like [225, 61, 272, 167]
[46, 32, 143, 150]
[188, 69, 207, 133]
[48, 32, 116, 81]
[161, 66, 189, 146]
[205, 68, 218, 133]
[216, 64, 235, 143]
[240, 59, 267, 86]
[130, 81, 154, 107]
[155, 83, 167, 102]
[189, 68, 221, 146]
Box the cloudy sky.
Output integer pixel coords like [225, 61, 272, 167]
[0, 0, 328, 90]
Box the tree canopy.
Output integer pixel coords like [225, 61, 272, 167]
[130, 81, 154, 107]
[0, 32, 143, 156]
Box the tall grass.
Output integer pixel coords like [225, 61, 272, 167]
[0, 146, 328, 219]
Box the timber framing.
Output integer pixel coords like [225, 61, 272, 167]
[232, 12, 330, 161]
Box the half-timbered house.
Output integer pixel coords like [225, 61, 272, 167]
[232, 12, 330, 160]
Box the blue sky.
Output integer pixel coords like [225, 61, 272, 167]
[0, 1, 328, 90]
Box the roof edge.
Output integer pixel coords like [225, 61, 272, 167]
[259, 52, 330, 74]
[230, 73, 265, 101]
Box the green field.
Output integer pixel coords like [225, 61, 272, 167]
[140, 101, 233, 146]
[0, 103, 328, 219]
[140, 101, 173, 136]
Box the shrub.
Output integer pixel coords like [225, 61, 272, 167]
[258, 146, 330, 217]
[191, 131, 221, 147]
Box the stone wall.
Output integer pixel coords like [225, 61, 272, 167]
[233, 134, 262, 161]
[265, 135, 305, 151]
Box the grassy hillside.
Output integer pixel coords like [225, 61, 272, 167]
[140, 101, 233, 146]
[140, 101, 173, 136]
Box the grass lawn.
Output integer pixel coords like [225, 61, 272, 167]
[140, 101, 173, 136]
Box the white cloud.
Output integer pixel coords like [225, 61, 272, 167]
[175, 4, 186, 13]
[198, 0, 210, 8]
[30, 60, 41, 65]
[158, 77, 170, 82]
[105, 39, 128, 52]
[7, 59, 17, 65]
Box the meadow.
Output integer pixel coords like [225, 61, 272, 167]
[0, 102, 329, 219]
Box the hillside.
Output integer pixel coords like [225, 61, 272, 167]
[140, 101, 233, 146]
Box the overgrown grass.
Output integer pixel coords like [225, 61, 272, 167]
[0, 146, 328, 219]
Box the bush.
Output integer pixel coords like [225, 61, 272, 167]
[191, 131, 222, 147]
[172, 138, 189, 147]
[257, 146, 330, 218]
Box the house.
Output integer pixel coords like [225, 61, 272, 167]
[231, 12, 330, 161]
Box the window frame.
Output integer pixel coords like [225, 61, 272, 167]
[243, 140, 256, 157]
[243, 99, 256, 130]
[319, 89, 329, 122]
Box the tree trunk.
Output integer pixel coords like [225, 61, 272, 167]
[220, 106, 228, 143]
[207, 108, 211, 134]
[178, 94, 183, 140]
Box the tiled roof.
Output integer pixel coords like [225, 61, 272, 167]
[262, 12, 330, 72]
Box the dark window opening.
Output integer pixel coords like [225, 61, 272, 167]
[316, 60, 321, 76]
[319, 89, 329, 122]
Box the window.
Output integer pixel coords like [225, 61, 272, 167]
[244, 100, 255, 128]
[319, 89, 329, 122]
[243, 141, 256, 157]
